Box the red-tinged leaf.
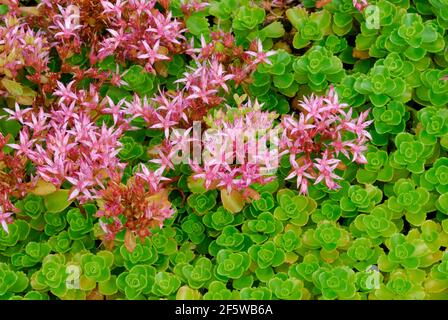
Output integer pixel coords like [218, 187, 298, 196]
[316, 0, 332, 8]
[124, 230, 136, 252]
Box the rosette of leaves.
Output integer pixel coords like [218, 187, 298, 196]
[436, 192, 448, 214]
[379, 233, 428, 270]
[352, 205, 398, 240]
[248, 241, 285, 270]
[288, 253, 321, 283]
[215, 226, 249, 251]
[122, 65, 156, 96]
[420, 157, 448, 194]
[382, 53, 420, 87]
[0, 263, 29, 298]
[215, 249, 250, 280]
[419, 220, 446, 254]
[241, 212, 283, 243]
[416, 69, 448, 107]
[252, 50, 298, 98]
[116, 265, 156, 299]
[177, 257, 213, 289]
[372, 101, 410, 138]
[66, 207, 94, 240]
[321, 34, 348, 56]
[417, 106, 448, 147]
[343, 238, 382, 271]
[354, 65, 408, 107]
[150, 227, 178, 256]
[335, 75, 366, 107]
[385, 14, 445, 61]
[30, 254, 69, 298]
[302, 221, 350, 252]
[16, 194, 44, 220]
[252, 192, 275, 212]
[425, 252, 448, 294]
[311, 200, 342, 223]
[11, 241, 51, 269]
[374, 269, 426, 300]
[386, 179, 431, 225]
[79, 251, 115, 294]
[170, 242, 195, 266]
[274, 189, 316, 226]
[152, 271, 181, 297]
[390, 133, 435, 174]
[119, 238, 158, 269]
[181, 214, 206, 244]
[274, 228, 302, 254]
[202, 206, 244, 231]
[356, 146, 394, 184]
[208, 0, 241, 21]
[232, 5, 265, 32]
[323, 0, 358, 36]
[43, 211, 67, 236]
[48, 231, 72, 254]
[257, 91, 290, 114]
[203, 281, 234, 300]
[312, 266, 357, 300]
[0, 220, 30, 250]
[268, 273, 304, 300]
[187, 191, 217, 215]
[118, 136, 144, 161]
[293, 45, 345, 92]
[286, 7, 331, 49]
[239, 287, 272, 300]
[429, 0, 448, 28]
[339, 185, 383, 216]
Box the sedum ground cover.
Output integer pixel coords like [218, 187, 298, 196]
[0, 0, 447, 300]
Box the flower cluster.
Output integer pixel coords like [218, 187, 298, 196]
[0, 12, 50, 83]
[98, 0, 186, 71]
[6, 84, 126, 203]
[281, 86, 372, 193]
[0, 130, 28, 234]
[190, 99, 280, 196]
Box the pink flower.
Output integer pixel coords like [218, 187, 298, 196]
[4, 103, 32, 124]
[285, 160, 313, 192]
[353, 0, 369, 11]
[0, 206, 13, 234]
[136, 164, 170, 192]
[245, 39, 276, 66]
[138, 40, 170, 65]
[52, 5, 82, 41]
[66, 174, 94, 201]
[101, 0, 126, 19]
[8, 129, 36, 158]
[54, 81, 78, 105]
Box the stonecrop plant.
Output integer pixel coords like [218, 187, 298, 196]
[0, 0, 447, 301]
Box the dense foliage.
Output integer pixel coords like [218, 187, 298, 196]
[0, 0, 447, 300]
